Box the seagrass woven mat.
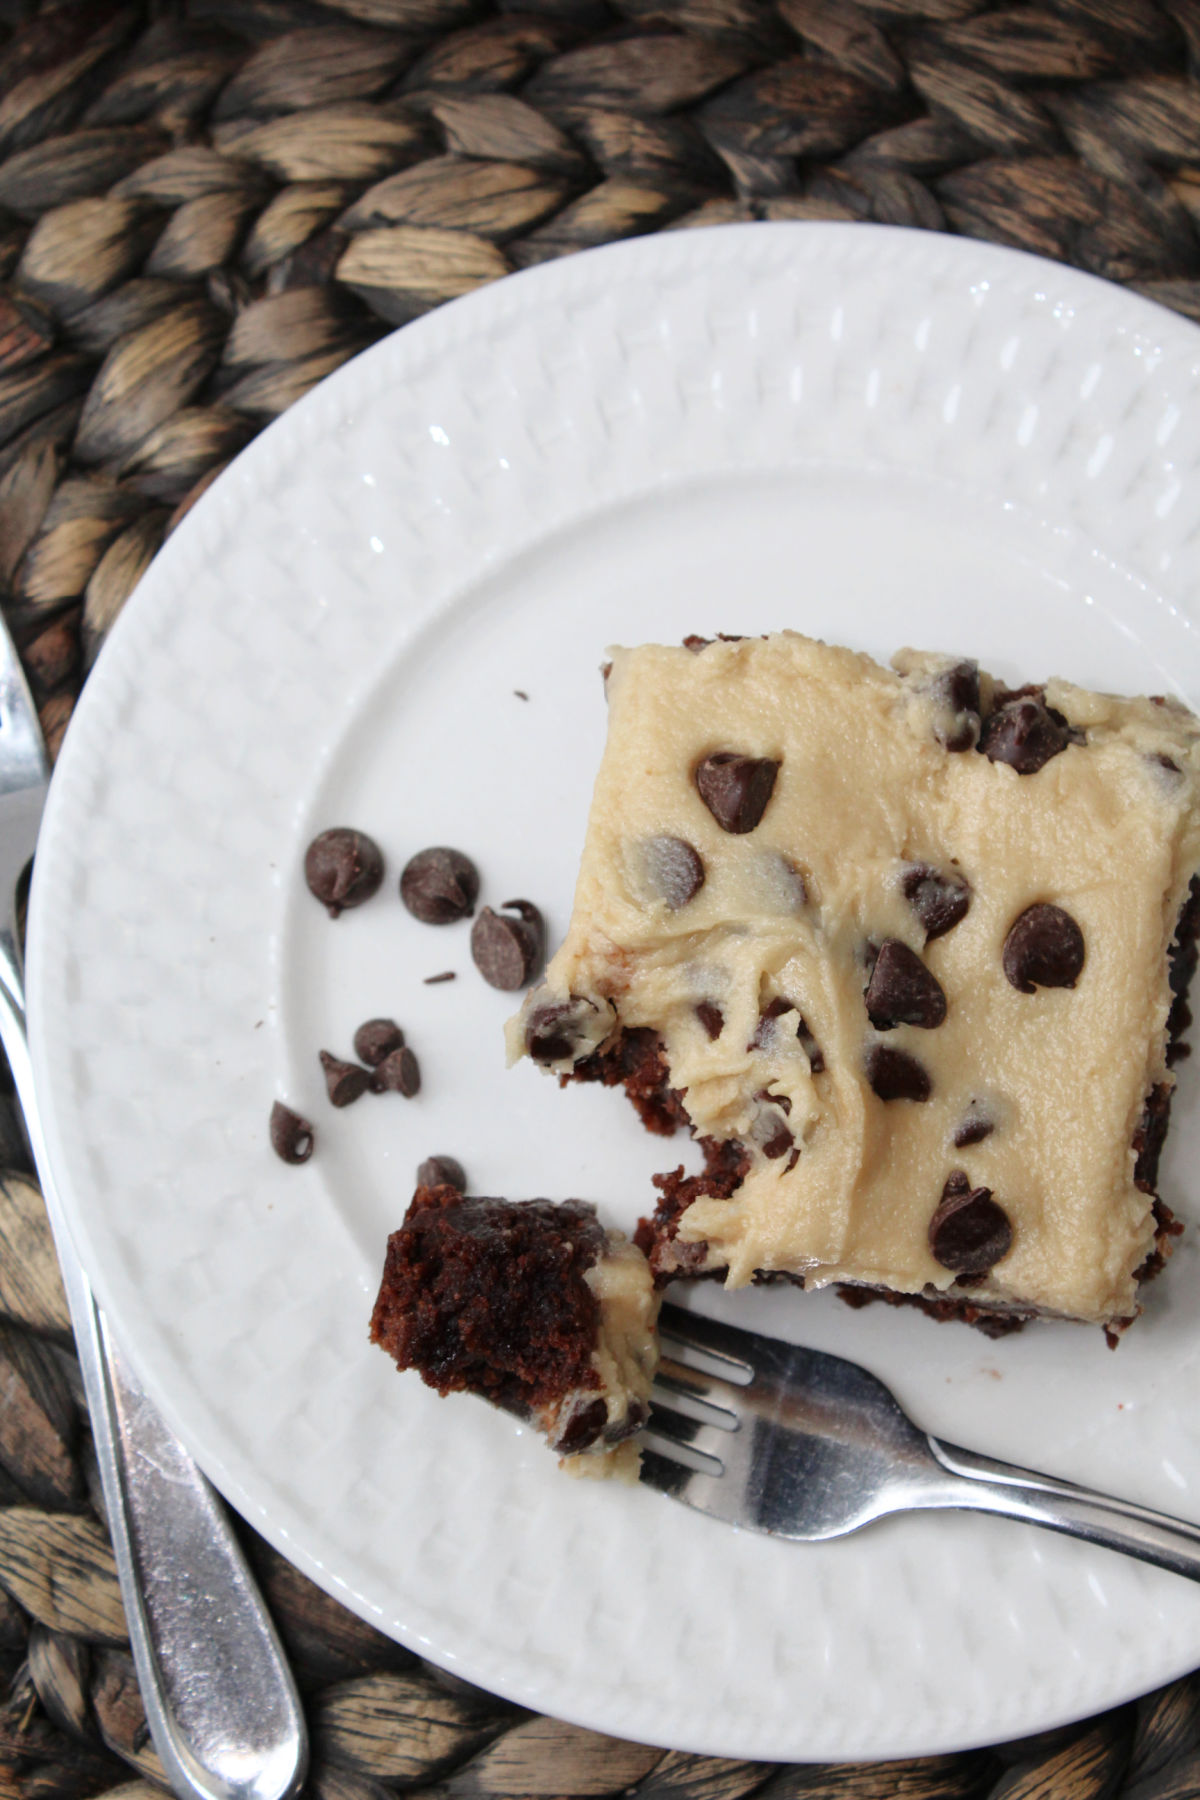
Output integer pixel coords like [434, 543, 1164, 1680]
[9, 1, 1200, 1795]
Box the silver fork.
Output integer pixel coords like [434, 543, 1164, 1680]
[0, 623, 307, 1800]
[643, 1302, 1200, 1578]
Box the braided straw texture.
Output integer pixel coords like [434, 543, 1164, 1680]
[6, 0, 1200, 1794]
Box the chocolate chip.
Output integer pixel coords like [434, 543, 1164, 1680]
[639, 836, 705, 909]
[305, 829, 384, 918]
[682, 634, 711, 652]
[319, 1051, 371, 1107]
[552, 1394, 608, 1455]
[270, 1101, 314, 1163]
[901, 864, 971, 940]
[1002, 903, 1085, 992]
[931, 660, 981, 752]
[353, 1018, 405, 1066]
[525, 996, 603, 1063]
[749, 996, 824, 1070]
[798, 1021, 825, 1074]
[953, 1112, 994, 1148]
[471, 900, 544, 991]
[695, 752, 780, 834]
[400, 847, 479, 924]
[417, 1154, 466, 1191]
[864, 940, 947, 1030]
[929, 1172, 1013, 1274]
[865, 1044, 931, 1102]
[373, 1045, 421, 1096]
[696, 1001, 724, 1040]
[980, 695, 1074, 774]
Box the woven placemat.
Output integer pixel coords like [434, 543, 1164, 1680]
[5, 0, 1200, 1794]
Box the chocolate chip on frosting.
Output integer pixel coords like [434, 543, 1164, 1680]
[400, 847, 479, 924]
[980, 693, 1075, 775]
[953, 1108, 995, 1148]
[864, 940, 947, 1030]
[901, 864, 971, 940]
[864, 1044, 932, 1102]
[305, 829, 384, 918]
[471, 900, 544, 991]
[929, 1171, 1013, 1274]
[525, 994, 612, 1064]
[638, 836, 705, 909]
[696, 1001, 724, 1040]
[695, 752, 780, 834]
[1002, 903, 1085, 993]
[270, 1101, 314, 1163]
[930, 660, 982, 752]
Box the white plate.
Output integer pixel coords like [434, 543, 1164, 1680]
[27, 223, 1200, 1762]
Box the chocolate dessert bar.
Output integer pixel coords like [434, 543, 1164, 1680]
[509, 632, 1200, 1337]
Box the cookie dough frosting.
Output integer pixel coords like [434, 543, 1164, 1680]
[508, 632, 1200, 1331]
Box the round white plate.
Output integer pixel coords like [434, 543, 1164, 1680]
[27, 223, 1200, 1762]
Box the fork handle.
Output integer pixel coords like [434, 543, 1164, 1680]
[0, 968, 307, 1800]
[928, 1436, 1200, 1582]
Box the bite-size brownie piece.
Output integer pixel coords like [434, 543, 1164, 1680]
[370, 1185, 659, 1473]
[508, 631, 1200, 1337]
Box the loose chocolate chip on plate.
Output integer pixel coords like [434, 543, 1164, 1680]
[305, 829, 384, 918]
[695, 752, 780, 834]
[865, 940, 947, 1030]
[901, 864, 971, 940]
[1002, 903, 1085, 993]
[980, 695, 1074, 775]
[319, 1051, 371, 1107]
[929, 1172, 1013, 1274]
[696, 1001, 724, 1040]
[374, 1045, 421, 1096]
[400, 847, 479, 924]
[417, 1154, 466, 1191]
[471, 899, 544, 991]
[270, 1101, 314, 1164]
[353, 1018, 405, 1066]
[865, 1044, 932, 1102]
[639, 836, 705, 910]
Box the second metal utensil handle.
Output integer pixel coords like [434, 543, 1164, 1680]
[930, 1437, 1200, 1583]
[0, 971, 307, 1800]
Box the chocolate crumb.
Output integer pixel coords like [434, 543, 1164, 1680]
[514, 689, 529, 701]
[270, 1101, 314, 1163]
[929, 1172, 1013, 1274]
[471, 900, 544, 991]
[400, 847, 479, 925]
[417, 1154, 466, 1191]
[1002, 903, 1085, 992]
[374, 1045, 421, 1096]
[424, 970, 456, 985]
[353, 1018, 405, 1066]
[319, 1051, 371, 1107]
[305, 829, 384, 918]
